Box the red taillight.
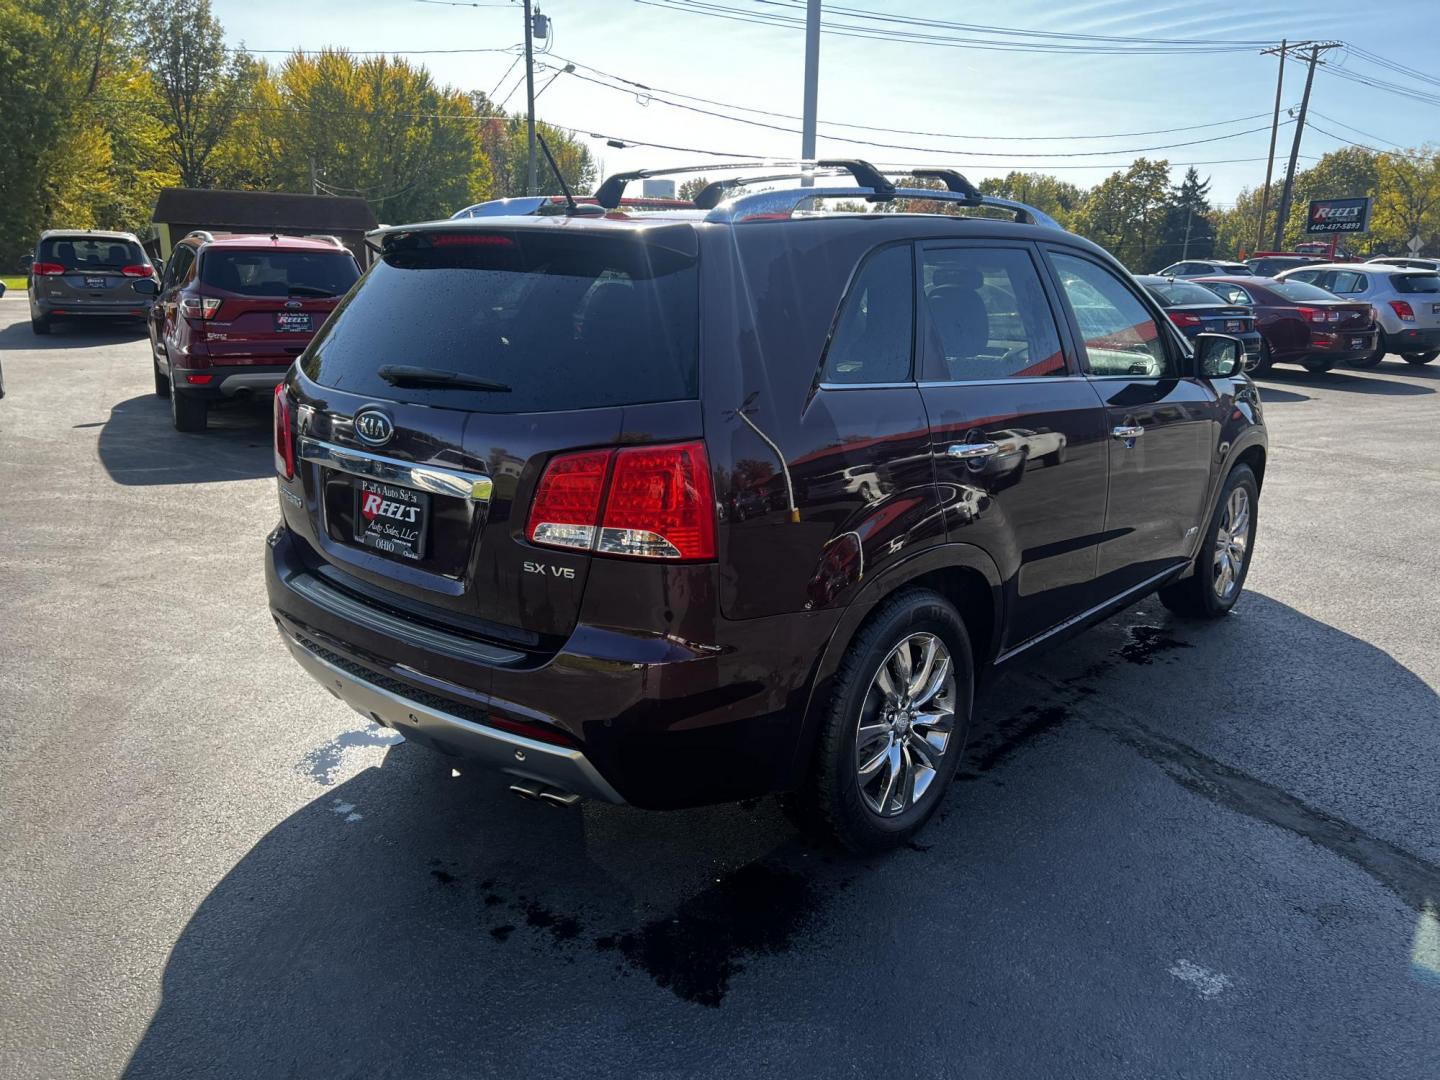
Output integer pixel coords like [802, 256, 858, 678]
[526, 441, 717, 561]
[274, 384, 295, 480]
[429, 233, 516, 248]
[527, 449, 613, 551]
[1390, 300, 1416, 322]
[1299, 306, 1340, 324]
[1168, 311, 1203, 328]
[601, 442, 716, 560]
[121, 265, 151, 278]
[31, 261, 65, 276]
[180, 296, 222, 320]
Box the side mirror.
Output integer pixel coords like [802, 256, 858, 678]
[17, 254, 33, 271]
[130, 278, 159, 297]
[152, 258, 165, 277]
[1195, 333, 1245, 379]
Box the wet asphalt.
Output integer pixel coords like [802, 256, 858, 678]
[1, 302, 1438, 1079]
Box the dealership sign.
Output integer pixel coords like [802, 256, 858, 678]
[1306, 197, 1372, 234]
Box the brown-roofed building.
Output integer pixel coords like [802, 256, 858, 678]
[150, 188, 378, 265]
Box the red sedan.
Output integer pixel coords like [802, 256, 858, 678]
[1196, 276, 1378, 374]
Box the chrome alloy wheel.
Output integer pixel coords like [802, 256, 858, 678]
[1213, 486, 1252, 600]
[855, 632, 957, 818]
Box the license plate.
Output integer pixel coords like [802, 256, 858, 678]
[275, 312, 312, 333]
[1432, 303, 1440, 315]
[1349, 337, 1367, 350]
[1225, 320, 1242, 332]
[353, 479, 429, 561]
[85, 276, 106, 288]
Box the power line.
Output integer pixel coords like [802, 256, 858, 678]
[633, 0, 1273, 54]
[545, 53, 1286, 142]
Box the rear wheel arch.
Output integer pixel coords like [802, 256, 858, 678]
[785, 544, 1002, 790]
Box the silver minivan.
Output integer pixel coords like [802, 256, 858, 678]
[20, 230, 158, 335]
[1277, 262, 1440, 365]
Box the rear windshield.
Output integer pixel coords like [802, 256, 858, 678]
[201, 249, 359, 297]
[301, 229, 699, 414]
[1270, 280, 1339, 302]
[39, 236, 144, 269]
[1148, 280, 1228, 306]
[1217, 264, 1253, 275]
[1393, 273, 1440, 294]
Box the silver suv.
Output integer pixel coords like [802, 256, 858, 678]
[1276, 262, 1440, 365]
[20, 230, 158, 335]
[1155, 259, 1254, 278]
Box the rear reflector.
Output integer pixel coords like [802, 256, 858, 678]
[186, 374, 214, 384]
[274, 384, 295, 480]
[527, 441, 717, 561]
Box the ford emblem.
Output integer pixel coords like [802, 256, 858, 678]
[353, 408, 394, 446]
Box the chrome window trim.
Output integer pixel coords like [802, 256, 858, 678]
[816, 380, 918, 390]
[298, 436, 494, 502]
[917, 375, 1090, 388]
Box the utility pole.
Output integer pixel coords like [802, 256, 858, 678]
[1255, 39, 1289, 254]
[310, 154, 318, 196]
[1273, 42, 1340, 252]
[800, 0, 820, 185]
[523, 0, 537, 196]
[1181, 209, 1193, 261]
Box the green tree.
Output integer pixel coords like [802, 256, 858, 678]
[476, 109, 595, 198]
[1071, 158, 1172, 271]
[139, 0, 258, 187]
[1152, 167, 1214, 265]
[977, 171, 1084, 229]
[1372, 149, 1440, 254]
[1277, 146, 1380, 250]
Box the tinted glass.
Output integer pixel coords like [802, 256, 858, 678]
[1270, 280, 1339, 302]
[39, 236, 144, 269]
[303, 229, 699, 413]
[1158, 264, 1182, 276]
[920, 247, 1064, 380]
[1202, 282, 1254, 305]
[201, 250, 359, 297]
[1393, 273, 1440, 294]
[1329, 270, 1366, 293]
[1149, 280, 1230, 306]
[1218, 264, 1254, 275]
[1050, 252, 1172, 377]
[1285, 269, 1323, 285]
[821, 244, 914, 384]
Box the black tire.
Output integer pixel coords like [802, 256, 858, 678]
[1347, 349, 1384, 369]
[1401, 350, 1439, 365]
[170, 378, 207, 432]
[789, 587, 974, 853]
[1159, 464, 1258, 620]
[1253, 339, 1274, 375]
[31, 315, 50, 335]
[1302, 357, 1335, 374]
[153, 357, 169, 398]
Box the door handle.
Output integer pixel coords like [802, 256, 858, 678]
[1111, 425, 1145, 441]
[947, 442, 1000, 460]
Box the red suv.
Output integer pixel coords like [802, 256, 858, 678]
[141, 233, 360, 431]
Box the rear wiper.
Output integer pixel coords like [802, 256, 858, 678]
[286, 285, 335, 297]
[377, 365, 511, 392]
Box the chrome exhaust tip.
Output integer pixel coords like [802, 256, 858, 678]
[509, 781, 579, 807]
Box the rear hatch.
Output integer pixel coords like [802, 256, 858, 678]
[280, 221, 703, 647]
[1390, 272, 1440, 330]
[199, 247, 360, 364]
[32, 235, 151, 307]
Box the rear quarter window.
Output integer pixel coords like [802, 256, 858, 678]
[301, 228, 699, 414]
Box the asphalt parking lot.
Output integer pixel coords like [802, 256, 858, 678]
[1, 302, 1438, 1079]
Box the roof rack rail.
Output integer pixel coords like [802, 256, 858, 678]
[184, 230, 214, 242]
[593, 158, 898, 209]
[692, 168, 851, 209]
[910, 169, 982, 203]
[706, 185, 1061, 229]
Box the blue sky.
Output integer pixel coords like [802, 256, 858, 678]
[211, 0, 1439, 205]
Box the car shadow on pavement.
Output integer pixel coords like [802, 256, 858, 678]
[0, 315, 147, 348]
[119, 593, 1440, 1078]
[1257, 368, 1434, 396]
[1254, 385, 1310, 404]
[97, 393, 274, 485]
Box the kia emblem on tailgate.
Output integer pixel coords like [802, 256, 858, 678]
[353, 409, 394, 446]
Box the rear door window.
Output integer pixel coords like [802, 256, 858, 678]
[919, 246, 1065, 380]
[1329, 270, 1366, 294]
[820, 244, 915, 384]
[302, 228, 699, 413]
[40, 236, 144, 269]
[201, 250, 359, 297]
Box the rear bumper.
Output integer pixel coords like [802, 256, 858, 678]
[1296, 327, 1379, 356]
[1381, 327, 1440, 353]
[33, 298, 148, 318]
[172, 364, 289, 398]
[265, 524, 834, 808]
